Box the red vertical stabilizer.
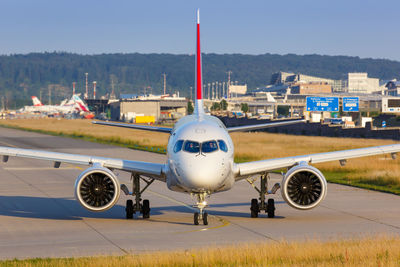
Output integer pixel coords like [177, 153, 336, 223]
[194, 9, 204, 116]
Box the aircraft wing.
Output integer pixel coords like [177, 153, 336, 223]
[227, 119, 305, 132]
[92, 121, 172, 133]
[235, 144, 400, 178]
[0, 146, 166, 181]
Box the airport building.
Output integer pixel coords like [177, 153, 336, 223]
[290, 82, 332, 94]
[347, 73, 380, 94]
[270, 71, 346, 92]
[109, 97, 188, 123]
[385, 80, 400, 96]
[228, 84, 247, 96]
[382, 97, 400, 113]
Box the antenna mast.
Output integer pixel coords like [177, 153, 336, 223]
[72, 82, 76, 96]
[163, 73, 167, 95]
[93, 81, 97, 99]
[85, 73, 89, 99]
[227, 70, 232, 98]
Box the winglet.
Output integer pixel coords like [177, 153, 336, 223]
[194, 8, 204, 116]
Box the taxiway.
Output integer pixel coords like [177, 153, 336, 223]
[0, 127, 399, 259]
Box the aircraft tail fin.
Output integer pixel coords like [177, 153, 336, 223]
[72, 94, 90, 112]
[31, 96, 43, 106]
[194, 9, 205, 117]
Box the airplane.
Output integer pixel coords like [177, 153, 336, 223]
[1, 10, 400, 225]
[21, 95, 89, 114]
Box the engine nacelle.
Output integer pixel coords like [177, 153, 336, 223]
[74, 166, 120, 212]
[281, 164, 327, 210]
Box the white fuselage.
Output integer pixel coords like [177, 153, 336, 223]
[165, 114, 236, 194]
[22, 105, 78, 114]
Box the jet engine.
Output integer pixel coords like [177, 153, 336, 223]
[74, 166, 120, 212]
[281, 164, 327, 210]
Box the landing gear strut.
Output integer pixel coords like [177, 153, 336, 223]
[247, 173, 280, 218]
[192, 192, 209, 225]
[122, 173, 154, 219]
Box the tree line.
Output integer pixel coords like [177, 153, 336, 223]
[1, 52, 400, 108]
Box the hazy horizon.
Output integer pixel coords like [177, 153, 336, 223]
[1, 51, 399, 63]
[1, 0, 400, 60]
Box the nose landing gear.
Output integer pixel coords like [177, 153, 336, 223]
[192, 192, 209, 225]
[122, 173, 154, 219]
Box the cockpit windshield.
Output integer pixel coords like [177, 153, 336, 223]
[201, 140, 218, 153]
[173, 140, 184, 153]
[176, 139, 228, 154]
[183, 140, 200, 153]
[218, 140, 228, 152]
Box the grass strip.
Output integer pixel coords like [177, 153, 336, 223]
[1, 237, 399, 266]
[0, 123, 167, 154]
[324, 171, 400, 195]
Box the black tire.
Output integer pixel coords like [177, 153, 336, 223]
[194, 212, 199, 225]
[203, 212, 208, 225]
[142, 199, 150, 219]
[126, 199, 134, 219]
[267, 198, 275, 218]
[250, 198, 259, 218]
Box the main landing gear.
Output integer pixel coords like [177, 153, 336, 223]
[192, 192, 209, 225]
[247, 173, 280, 218]
[121, 173, 154, 219]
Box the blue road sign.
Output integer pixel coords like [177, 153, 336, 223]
[382, 121, 386, 128]
[306, 97, 339, 112]
[343, 97, 359, 112]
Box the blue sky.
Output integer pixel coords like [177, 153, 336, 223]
[1, 0, 400, 60]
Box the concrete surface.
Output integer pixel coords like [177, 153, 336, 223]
[0, 127, 399, 259]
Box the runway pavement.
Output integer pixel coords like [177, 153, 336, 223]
[0, 127, 399, 259]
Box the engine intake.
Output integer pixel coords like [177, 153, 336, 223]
[281, 164, 327, 210]
[74, 166, 120, 212]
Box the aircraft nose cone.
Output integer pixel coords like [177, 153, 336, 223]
[179, 159, 226, 190]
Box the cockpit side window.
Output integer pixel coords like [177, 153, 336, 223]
[201, 140, 218, 153]
[183, 140, 200, 153]
[173, 140, 184, 153]
[218, 140, 228, 152]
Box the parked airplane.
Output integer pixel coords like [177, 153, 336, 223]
[1, 10, 400, 225]
[21, 95, 89, 114]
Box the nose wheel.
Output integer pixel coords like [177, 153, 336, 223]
[193, 192, 209, 225]
[194, 212, 208, 225]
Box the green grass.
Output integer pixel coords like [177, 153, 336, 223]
[324, 170, 400, 195]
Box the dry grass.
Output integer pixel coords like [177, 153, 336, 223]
[0, 118, 169, 148]
[1, 118, 400, 192]
[2, 237, 400, 266]
[231, 131, 400, 175]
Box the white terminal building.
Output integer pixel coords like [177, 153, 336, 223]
[347, 73, 380, 94]
[228, 84, 247, 96]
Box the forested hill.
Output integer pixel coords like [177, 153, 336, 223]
[1, 52, 400, 107]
